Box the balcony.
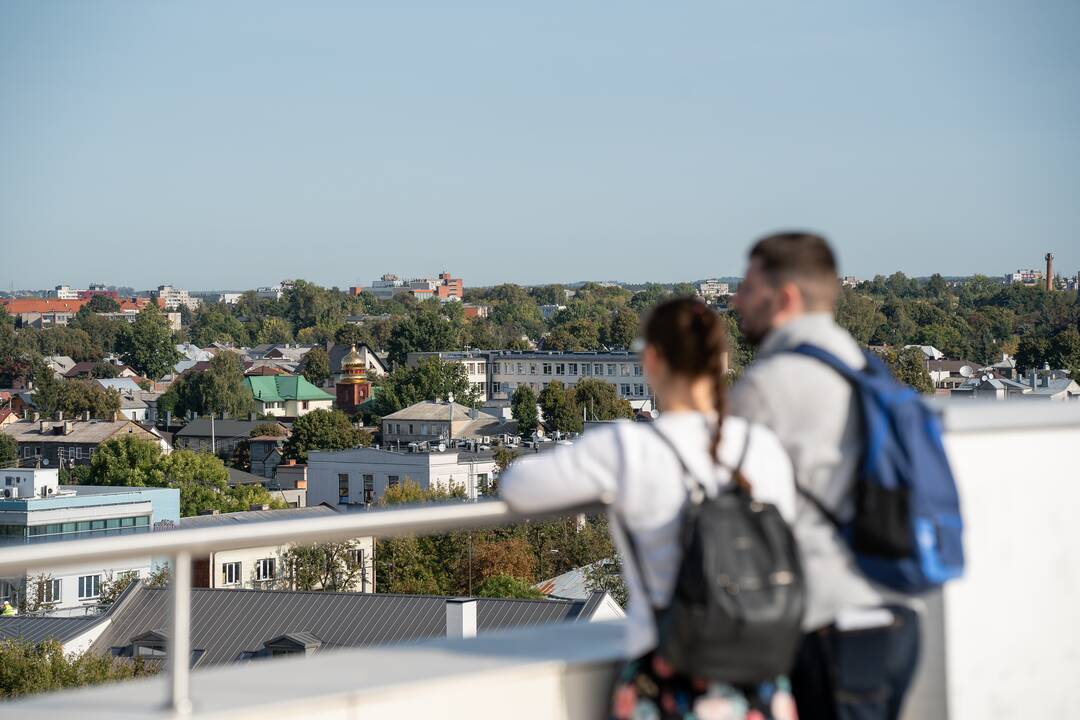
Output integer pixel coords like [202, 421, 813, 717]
[4, 401, 1080, 720]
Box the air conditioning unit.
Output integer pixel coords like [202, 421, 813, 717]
[2, 489, 12, 498]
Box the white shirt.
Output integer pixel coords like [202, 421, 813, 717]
[500, 412, 795, 658]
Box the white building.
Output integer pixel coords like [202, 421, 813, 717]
[180, 506, 375, 593]
[308, 447, 498, 504]
[489, 351, 649, 408]
[155, 285, 202, 311]
[697, 279, 730, 299]
[48, 285, 80, 300]
[0, 472, 180, 615]
[218, 293, 243, 305]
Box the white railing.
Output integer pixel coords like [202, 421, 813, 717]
[0, 497, 603, 714]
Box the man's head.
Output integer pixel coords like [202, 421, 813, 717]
[731, 231, 839, 346]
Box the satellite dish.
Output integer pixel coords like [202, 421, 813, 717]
[437, 443, 446, 453]
[41, 458, 50, 466]
[649, 409, 659, 419]
[959, 366, 974, 378]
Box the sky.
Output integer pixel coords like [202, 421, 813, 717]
[1, 1, 1078, 291]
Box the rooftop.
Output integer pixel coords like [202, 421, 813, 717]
[178, 505, 338, 530]
[245, 375, 334, 403]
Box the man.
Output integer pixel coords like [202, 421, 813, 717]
[1, 600, 15, 616]
[730, 232, 919, 720]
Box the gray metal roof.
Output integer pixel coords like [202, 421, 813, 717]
[178, 505, 337, 529]
[174, 418, 284, 440]
[90, 582, 607, 667]
[0, 614, 107, 645]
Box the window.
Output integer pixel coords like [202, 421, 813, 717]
[477, 362, 486, 373]
[255, 558, 276, 581]
[620, 364, 631, 376]
[634, 384, 645, 396]
[516, 362, 524, 374]
[222, 562, 241, 585]
[568, 363, 578, 375]
[607, 364, 617, 376]
[388, 475, 400, 488]
[135, 641, 166, 657]
[529, 363, 538, 375]
[420, 424, 428, 435]
[363, 474, 375, 504]
[554, 363, 564, 375]
[633, 364, 643, 376]
[408, 424, 414, 434]
[542, 363, 552, 375]
[302, 401, 309, 410]
[352, 548, 368, 591]
[593, 363, 603, 375]
[338, 473, 349, 501]
[78, 574, 101, 600]
[58, 447, 65, 461]
[477, 473, 490, 496]
[467, 362, 475, 373]
[492, 381, 501, 394]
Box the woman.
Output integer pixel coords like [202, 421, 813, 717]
[500, 297, 797, 720]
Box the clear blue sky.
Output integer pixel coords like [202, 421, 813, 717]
[2, 1, 1077, 291]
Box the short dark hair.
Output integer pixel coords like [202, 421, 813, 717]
[748, 231, 839, 309]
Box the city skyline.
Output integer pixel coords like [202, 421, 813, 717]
[2, 1, 1078, 288]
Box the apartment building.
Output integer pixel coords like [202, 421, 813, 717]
[48, 285, 80, 300]
[697, 279, 730, 299]
[488, 351, 650, 406]
[309, 446, 498, 504]
[181, 506, 375, 593]
[155, 285, 202, 311]
[0, 469, 179, 614]
[366, 271, 464, 302]
[2, 417, 161, 469]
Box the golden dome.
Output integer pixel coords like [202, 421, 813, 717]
[342, 344, 364, 368]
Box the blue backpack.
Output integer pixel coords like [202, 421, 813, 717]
[789, 344, 965, 594]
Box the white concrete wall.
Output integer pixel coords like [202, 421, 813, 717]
[208, 539, 375, 592]
[309, 449, 496, 504]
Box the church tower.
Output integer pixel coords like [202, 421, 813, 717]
[336, 345, 372, 414]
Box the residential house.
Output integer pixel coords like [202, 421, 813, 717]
[245, 375, 334, 418]
[380, 400, 514, 447]
[64, 362, 139, 380]
[173, 418, 288, 458]
[0, 470, 179, 614]
[308, 446, 498, 504]
[0, 613, 111, 655]
[226, 467, 306, 508]
[248, 434, 286, 479]
[95, 379, 149, 422]
[84, 580, 620, 668]
[155, 285, 201, 311]
[2, 417, 160, 469]
[180, 506, 372, 592]
[43, 356, 76, 378]
[697, 279, 730, 299]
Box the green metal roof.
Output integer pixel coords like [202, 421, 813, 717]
[245, 375, 334, 403]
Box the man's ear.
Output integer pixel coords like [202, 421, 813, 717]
[779, 281, 805, 315]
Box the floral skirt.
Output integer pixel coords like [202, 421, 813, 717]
[609, 653, 798, 720]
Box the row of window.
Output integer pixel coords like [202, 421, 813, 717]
[221, 550, 369, 588]
[22, 515, 150, 537]
[464, 362, 487, 374]
[20, 446, 95, 459]
[493, 361, 642, 377]
[0, 573, 126, 604]
[494, 381, 649, 398]
[338, 473, 388, 504]
[384, 422, 447, 437]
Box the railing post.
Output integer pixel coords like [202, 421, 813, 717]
[167, 551, 192, 716]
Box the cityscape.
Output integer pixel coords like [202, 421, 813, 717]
[1, 2, 1078, 720]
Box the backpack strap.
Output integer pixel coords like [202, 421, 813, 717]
[795, 485, 845, 531]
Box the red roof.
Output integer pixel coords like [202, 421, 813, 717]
[1, 298, 88, 314]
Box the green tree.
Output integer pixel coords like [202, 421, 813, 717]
[0, 435, 18, 468]
[583, 558, 629, 607]
[250, 422, 286, 437]
[835, 289, 885, 346]
[165, 351, 254, 418]
[474, 574, 545, 599]
[601, 307, 639, 350]
[385, 308, 464, 366]
[188, 305, 250, 347]
[253, 316, 294, 345]
[879, 347, 934, 394]
[85, 295, 121, 313]
[276, 541, 368, 591]
[537, 381, 583, 434]
[298, 346, 330, 385]
[369, 358, 480, 418]
[511, 385, 540, 437]
[53, 380, 122, 419]
[574, 378, 634, 421]
[283, 409, 359, 462]
[0, 639, 159, 700]
[115, 305, 180, 380]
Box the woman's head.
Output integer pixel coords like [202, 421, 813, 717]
[641, 297, 729, 460]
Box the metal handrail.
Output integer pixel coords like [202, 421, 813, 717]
[0, 499, 605, 715]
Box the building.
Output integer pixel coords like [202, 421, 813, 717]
[1005, 269, 1044, 286]
[406, 351, 489, 401]
[218, 293, 243, 304]
[841, 276, 860, 288]
[180, 506, 374, 593]
[77, 580, 619, 668]
[246, 343, 317, 363]
[43, 355, 76, 378]
[951, 368, 1080, 402]
[48, 285, 80, 300]
[245, 376, 335, 418]
[0, 298, 86, 328]
[255, 283, 287, 301]
[0, 471, 179, 614]
[380, 401, 513, 447]
[463, 304, 490, 320]
[154, 285, 201, 311]
[335, 346, 373, 414]
[328, 343, 387, 385]
[173, 418, 288, 457]
[488, 351, 649, 407]
[366, 271, 464, 302]
[308, 446, 498, 504]
[2, 418, 161, 469]
[697, 279, 730, 299]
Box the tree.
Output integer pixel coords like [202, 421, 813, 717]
[537, 381, 583, 434]
[386, 308, 464, 366]
[20, 573, 59, 614]
[115, 305, 179, 380]
[283, 409, 359, 462]
[583, 558, 629, 607]
[369, 358, 480, 418]
[253, 316, 294, 345]
[0, 435, 17, 468]
[83, 436, 284, 516]
[277, 541, 368, 591]
[510, 386, 540, 437]
[298, 346, 330, 386]
[89, 362, 121, 379]
[188, 305, 250, 347]
[601, 307, 639, 350]
[475, 575, 545, 599]
[574, 378, 633, 421]
[51, 380, 122, 419]
[0, 639, 159, 700]
[165, 351, 254, 418]
[98, 565, 170, 606]
[85, 295, 121, 313]
[835, 290, 885, 346]
[250, 422, 286, 437]
[879, 347, 934, 394]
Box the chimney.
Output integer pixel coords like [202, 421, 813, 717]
[57, 410, 64, 421]
[249, 504, 270, 511]
[445, 598, 477, 639]
[39, 420, 48, 433]
[63, 420, 74, 435]
[1045, 252, 1054, 292]
[31, 411, 40, 423]
[82, 410, 91, 422]
[249, 412, 256, 421]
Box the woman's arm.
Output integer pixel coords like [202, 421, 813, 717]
[499, 425, 625, 513]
